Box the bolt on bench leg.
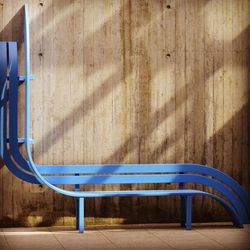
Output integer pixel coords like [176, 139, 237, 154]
[185, 195, 192, 230]
[79, 198, 84, 233]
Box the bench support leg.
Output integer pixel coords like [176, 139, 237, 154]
[75, 198, 79, 230]
[179, 182, 186, 227]
[185, 195, 192, 230]
[75, 176, 80, 230]
[78, 198, 84, 233]
[180, 196, 186, 227]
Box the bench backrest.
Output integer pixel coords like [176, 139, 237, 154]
[0, 41, 38, 183]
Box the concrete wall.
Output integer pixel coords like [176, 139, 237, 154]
[0, 0, 249, 227]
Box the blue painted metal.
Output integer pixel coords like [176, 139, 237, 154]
[180, 196, 186, 227]
[43, 173, 247, 222]
[17, 138, 35, 144]
[18, 75, 35, 82]
[0, 43, 38, 183]
[6, 137, 34, 144]
[1, 4, 249, 233]
[79, 198, 84, 233]
[0, 42, 7, 159]
[179, 173, 185, 227]
[0, 41, 38, 183]
[75, 198, 79, 230]
[36, 163, 250, 218]
[8, 42, 34, 172]
[75, 174, 80, 230]
[179, 182, 186, 227]
[186, 196, 192, 230]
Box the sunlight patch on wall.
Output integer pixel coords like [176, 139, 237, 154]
[26, 215, 43, 226]
[203, 0, 249, 45]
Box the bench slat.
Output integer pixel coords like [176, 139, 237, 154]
[9, 42, 32, 172]
[42, 173, 235, 187]
[64, 189, 205, 197]
[38, 164, 189, 174]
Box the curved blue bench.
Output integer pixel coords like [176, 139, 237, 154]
[0, 5, 249, 233]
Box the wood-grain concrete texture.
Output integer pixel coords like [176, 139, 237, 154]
[0, 0, 249, 227]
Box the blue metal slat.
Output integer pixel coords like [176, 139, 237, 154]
[0, 42, 38, 184]
[37, 163, 250, 218]
[8, 42, 33, 172]
[44, 173, 247, 223]
[0, 42, 7, 159]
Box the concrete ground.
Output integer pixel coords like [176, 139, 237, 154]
[0, 223, 249, 250]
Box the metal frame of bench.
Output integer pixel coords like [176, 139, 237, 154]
[0, 5, 249, 233]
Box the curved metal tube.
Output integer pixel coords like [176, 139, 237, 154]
[67, 189, 242, 227]
[37, 163, 250, 215]
[0, 42, 38, 184]
[42, 173, 247, 222]
[8, 41, 34, 172]
[24, 5, 86, 195]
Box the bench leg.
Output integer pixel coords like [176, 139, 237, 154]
[75, 176, 80, 230]
[180, 196, 186, 227]
[79, 198, 84, 233]
[75, 198, 79, 230]
[185, 195, 192, 230]
[179, 182, 186, 227]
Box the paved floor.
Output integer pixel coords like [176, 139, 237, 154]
[0, 223, 249, 250]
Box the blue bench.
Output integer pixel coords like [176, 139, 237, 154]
[0, 5, 250, 233]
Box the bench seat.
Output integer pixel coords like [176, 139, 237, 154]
[71, 189, 242, 233]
